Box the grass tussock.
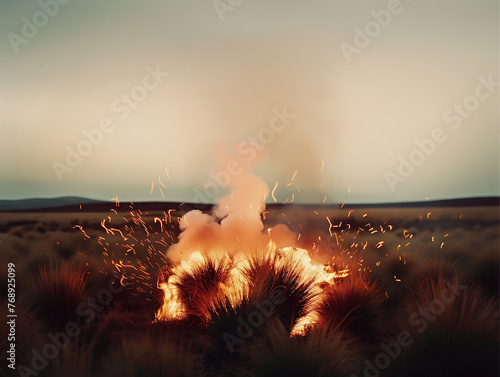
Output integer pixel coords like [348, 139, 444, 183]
[470, 244, 499, 296]
[401, 256, 467, 297]
[27, 258, 93, 330]
[242, 248, 318, 334]
[316, 272, 387, 342]
[243, 319, 364, 377]
[390, 274, 499, 377]
[0, 299, 46, 369]
[44, 340, 92, 377]
[173, 253, 235, 322]
[99, 334, 206, 377]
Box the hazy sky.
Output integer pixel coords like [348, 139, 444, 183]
[1, 0, 498, 203]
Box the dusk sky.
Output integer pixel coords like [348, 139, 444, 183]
[1, 0, 498, 204]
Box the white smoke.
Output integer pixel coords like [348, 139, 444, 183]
[166, 150, 298, 263]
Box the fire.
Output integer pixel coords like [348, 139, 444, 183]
[155, 242, 350, 335]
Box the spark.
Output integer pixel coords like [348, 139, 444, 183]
[320, 160, 324, 173]
[326, 217, 333, 236]
[291, 170, 298, 181]
[167, 209, 176, 222]
[74, 225, 90, 239]
[110, 228, 128, 240]
[101, 220, 115, 235]
[159, 176, 167, 190]
[154, 217, 165, 233]
[151, 181, 154, 194]
[271, 182, 278, 202]
[120, 276, 127, 286]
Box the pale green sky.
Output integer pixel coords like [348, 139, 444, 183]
[0, 0, 498, 203]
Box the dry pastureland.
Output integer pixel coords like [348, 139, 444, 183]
[0, 204, 498, 377]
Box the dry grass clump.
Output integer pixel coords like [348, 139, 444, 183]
[99, 333, 206, 377]
[242, 248, 318, 334]
[27, 258, 93, 330]
[173, 254, 234, 322]
[243, 319, 365, 377]
[388, 274, 499, 377]
[315, 272, 387, 342]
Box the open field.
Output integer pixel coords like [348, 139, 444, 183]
[1, 203, 498, 376]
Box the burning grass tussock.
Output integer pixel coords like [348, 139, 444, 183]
[156, 246, 349, 338]
[171, 253, 235, 322]
[242, 248, 321, 334]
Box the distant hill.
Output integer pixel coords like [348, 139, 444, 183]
[0, 196, 498, 212]
[0, 196, 104, 211]
[312, 196, 500, 209]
